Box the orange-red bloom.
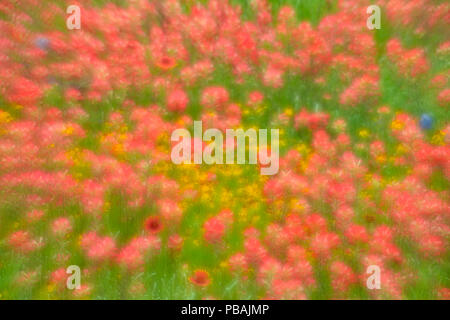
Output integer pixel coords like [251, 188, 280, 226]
[156, 56, 177, 70]
[144, 216, 163, 234]
[189, 270, 211, 287]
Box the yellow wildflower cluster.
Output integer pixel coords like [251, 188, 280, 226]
[431, 131, 446, 146]
[0, 111, 13, 134]
[390, 119, 405, 131]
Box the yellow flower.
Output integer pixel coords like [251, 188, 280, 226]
[359, 129, 370, 138]
[431, 131, 445, 146]
[376, 155, 387, 164]
[0, 111, 13, 124]
[290, 199, 305, 213]
[390, 119, 404, 131]
[63, 125, 74, 136]
[299, 159, 309, 172]
[395, 144, 408, 155]
[296, 143, 311, 156]
[284, 107, 294, 117]
[112, 143, 125, 156]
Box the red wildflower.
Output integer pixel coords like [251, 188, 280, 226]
[144, 216, 163, 234]
[203, 216, 226, 244]
[167, 88, 189, 112]
[201, 86, 229, 109]
[189, 270, 211, 287]
[155, 56, 177, 70]
[168, 234, 183, 252]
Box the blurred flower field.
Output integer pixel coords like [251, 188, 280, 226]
[0, 0, 449, 299]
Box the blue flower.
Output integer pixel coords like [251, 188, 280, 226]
[34, 37, 50, 51]
[419, 114, 433, 130]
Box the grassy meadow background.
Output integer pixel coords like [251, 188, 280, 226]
[0, 0, 449, 299]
